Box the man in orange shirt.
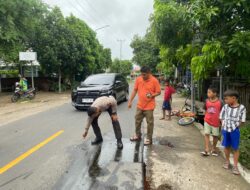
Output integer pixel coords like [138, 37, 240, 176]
[128, 66, 161, 145]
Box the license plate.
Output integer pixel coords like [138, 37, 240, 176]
[82, 98, 94, 103]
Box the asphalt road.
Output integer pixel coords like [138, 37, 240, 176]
[0, 95, 144, 190]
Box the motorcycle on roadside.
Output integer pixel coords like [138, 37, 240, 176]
[11, 82, 36, 102]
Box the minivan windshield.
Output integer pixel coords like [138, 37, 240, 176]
[83, 75, 115, 85]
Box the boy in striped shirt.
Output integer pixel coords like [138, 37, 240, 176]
[220, 90, 246, 175]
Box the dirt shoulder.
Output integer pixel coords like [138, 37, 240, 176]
[0, 92, 71, 127]
[145, 94, 250, 190]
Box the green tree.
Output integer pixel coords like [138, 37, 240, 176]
[65, 15, 104, 83]
[191, 41, 225, 80]
[109, 59, 132, 77]
[0, 0, 47, 62]
[32, 7, 72, 92]
[0, 1, 112, 92]
[228, 31, 250, 79]
[65, 15, 112, 81]
[32, 8, 112, 92]
[153, 0, 193, 49]
[156, 46, 175, 77]
[130, 33, 160, 73]
[151, 0, 250, 81]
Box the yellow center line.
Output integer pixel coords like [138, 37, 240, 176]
[0, 130, 64, 174]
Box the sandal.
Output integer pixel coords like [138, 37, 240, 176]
[144, 139, 152, 146]
[211, 151, 219, 157]
[130, 135, 141, 142]
[223, 162, 229, 170]
[200, 151, 210, 156]
[232, 166, 240, 175]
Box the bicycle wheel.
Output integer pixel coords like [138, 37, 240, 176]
[178, 117, 195, 126]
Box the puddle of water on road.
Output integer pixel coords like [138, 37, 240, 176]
[55, 137, 144, 190]
[86, 139, 144, 189]
[154, 138, 175, 148]
[92, 138, 143, 166]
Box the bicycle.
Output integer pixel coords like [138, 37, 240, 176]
[171, 108, 196, 126]
[170, 92, 204, 126]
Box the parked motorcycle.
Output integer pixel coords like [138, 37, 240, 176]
[11, 82, 36, 102]
[176, 82, 190, 94]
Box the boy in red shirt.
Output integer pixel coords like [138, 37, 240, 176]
[201, 86, 223, 156]
[160, 79, 175, 121]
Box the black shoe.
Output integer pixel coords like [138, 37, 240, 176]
[117, 140, 123, 149]
[91, 138, 103, 145]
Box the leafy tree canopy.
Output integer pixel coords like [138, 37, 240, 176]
[130, 33, 160, 73]
[109, 59, 132, 77]
[0, 0, 112, 91]
[151, 0, 250, 80]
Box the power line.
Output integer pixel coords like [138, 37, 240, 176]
[83, 0, 131, 56]
[67, 0, 93, 25]
[83, 0, 126, 40]
[84, 0, 129, 39]
[84, 0, 115, 28]
[95, 25, 110, 32]
[74, 0, 101, 25]
[69, 0, 131, 59]
[75, 0, 120, 41]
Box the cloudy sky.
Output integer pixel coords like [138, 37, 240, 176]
[42, 0, 154, 60]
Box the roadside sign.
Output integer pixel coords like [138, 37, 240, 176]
[19, 52, 37, 61]
[19, 51, 37, 89]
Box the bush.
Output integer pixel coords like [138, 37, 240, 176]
[239, 124, 250, 169]
[50, 82, 67, 92]
[71, 81, 80, 90]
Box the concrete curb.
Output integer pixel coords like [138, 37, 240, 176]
[194, 122, 250, 184]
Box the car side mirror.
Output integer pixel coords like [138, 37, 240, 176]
[115, 80, 121, 84]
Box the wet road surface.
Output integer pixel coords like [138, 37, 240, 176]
[0, 95, 144, 190]
[55, 138, 143, 190]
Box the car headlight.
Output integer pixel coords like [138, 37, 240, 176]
[101, 88, 112, 95]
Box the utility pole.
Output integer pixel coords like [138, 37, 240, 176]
[30, 60, 34, 89]
[191, 29, 198, 113]
[117, 39, 125, 60]
[191, 71, 195, 112]
[219, 69, 223, 100]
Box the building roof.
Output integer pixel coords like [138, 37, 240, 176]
[0, 60, 40, 67]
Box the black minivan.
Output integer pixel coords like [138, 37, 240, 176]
[71, 73, 129, 110]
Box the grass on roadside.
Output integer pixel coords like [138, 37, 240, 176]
[239, 122, 250, 169]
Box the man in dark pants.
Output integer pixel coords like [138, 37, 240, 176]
[82, 96, 123, 149]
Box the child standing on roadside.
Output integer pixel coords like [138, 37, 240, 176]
[201, 86, 223, 157]
[220, 89, 246, 175]
[160, 79, 175, 121]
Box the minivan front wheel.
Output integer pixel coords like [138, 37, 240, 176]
[124, 90, 129, 102]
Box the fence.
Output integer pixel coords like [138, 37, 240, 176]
[0, 77, 59, 92]
[210, 77, 250, 119]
